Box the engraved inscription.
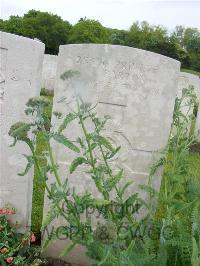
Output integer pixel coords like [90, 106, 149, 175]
[0, 48, 7, 101]
[0, 48, 8, 126]
[98, 101, 127, 107]
[75, 55, 159, 82]
[76, 55, 108, 68]
[0, 71, 5, 102]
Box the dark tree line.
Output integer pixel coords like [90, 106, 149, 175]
[0, 10, 199, 72]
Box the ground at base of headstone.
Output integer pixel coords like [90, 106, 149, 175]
[190, 142, 200, 153]
[41, 258, 83, 266]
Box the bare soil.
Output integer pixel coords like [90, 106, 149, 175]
[190, 142, 200, 153]
[44, 258, 82, 266]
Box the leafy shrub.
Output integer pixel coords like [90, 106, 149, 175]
[0, 207, 44, 266]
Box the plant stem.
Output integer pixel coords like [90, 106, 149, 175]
[77, 100, 108, 200]
[46, 141, 62, 186]
[26, 139, 69, 221]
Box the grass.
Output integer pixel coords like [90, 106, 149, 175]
[155, 149, 200, 221]
[181, 68, 200, 76]
[188, 151, 200, 180]
[31, 94, 53, 239]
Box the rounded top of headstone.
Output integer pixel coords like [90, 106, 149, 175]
[59, 43, 180, 67]
[55, 42, 181, 151]
[0, 31, 45, 48]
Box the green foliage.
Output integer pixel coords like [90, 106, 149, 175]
[86, 85, 200, 266]
[128, 21, 167, 49]
[181, 68, 200, 76]
[0, 208, 44, 266]
[106, 28, 129, 45]
[172, 26, 200, 52]
[31, 94, 53, 239]
[1, 10, 71, 54]
[52, 132, 80, 153]
[152, 86, 200, 265]
[172, 26, 200, 71]
[86, 86, 200, 266]
[9, 83, 147, 263]
[58, 113, 77, 134]
[8, 122, 31, 145]
[1, 9, 199, 71]
[9, 78, 200, 265]
[127, 21, 190, 64]
[68, 18, 111, 44]
[40, 88, 54, 97]
[70, 157, 87, 173]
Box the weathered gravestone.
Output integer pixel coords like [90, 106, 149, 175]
[178, 72, 200, 133]
[197, 105, 200, 133]
[43, 44, 180, 264]
[0, 32, 44, 228]
[42, 54, 58, 93]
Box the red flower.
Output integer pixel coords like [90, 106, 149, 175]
[6, 257, 13, 264]
[30, 233, 36, 243]
[0, 208, 7, 215]
[7, 210, 15, 215]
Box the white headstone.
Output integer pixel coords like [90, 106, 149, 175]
[178, 72, 200, 133]
[197, 109, 200, 134]
[43, 44, 180, 264]
[0, 32, 45, 228]
[42, 54, 57, 93]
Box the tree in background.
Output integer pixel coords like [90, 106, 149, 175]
[127, 21, 190, 64]
[172, 26, 200, 49]
[172, 26, 200, 71]
[0, 11, 199, 72]
[0, 16, 24, 34]
[187, 36, 200, 71]
[1, 10, 72, 54]
[107, 28, 129, 46]
[68, 18, 110, 44]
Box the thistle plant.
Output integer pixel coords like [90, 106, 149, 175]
[9, 73, 147, 259]
[9, 74, 200, 265]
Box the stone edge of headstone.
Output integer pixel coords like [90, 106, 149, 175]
[0, 31, 45, 49]
[58, 43, 181, 68]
